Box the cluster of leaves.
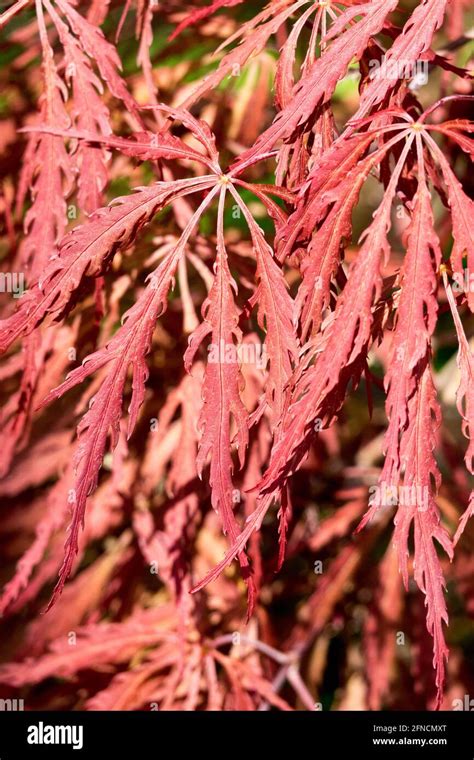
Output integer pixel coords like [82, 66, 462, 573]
[0, 0, 473, 710]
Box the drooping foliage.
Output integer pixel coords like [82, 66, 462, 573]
[0, 0, 472, 711]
